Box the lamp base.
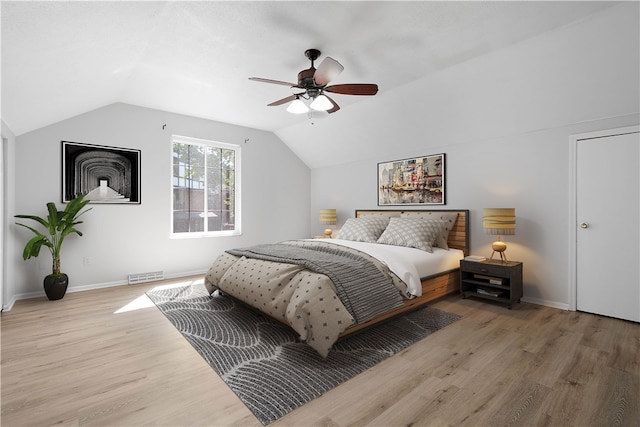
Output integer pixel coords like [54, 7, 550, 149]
[490, 240, 508, 262]
[324, 228, 333, 238]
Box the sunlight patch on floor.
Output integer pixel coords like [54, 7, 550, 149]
[114, 294, 155, 313]
[113, 277, 205, 314]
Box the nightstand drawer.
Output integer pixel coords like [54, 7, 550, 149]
[460, 260, 513, 276]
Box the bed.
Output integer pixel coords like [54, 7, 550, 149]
[204, 209, 469, 356]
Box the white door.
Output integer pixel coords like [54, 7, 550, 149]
[576, 131, 639, 322]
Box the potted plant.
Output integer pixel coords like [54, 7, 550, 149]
[15, 194, 92, 300]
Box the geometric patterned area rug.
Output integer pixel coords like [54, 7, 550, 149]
[146, 283, 461, 425]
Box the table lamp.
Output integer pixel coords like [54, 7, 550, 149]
[483, 208, 516, 262]
[319, 209, 337, 238]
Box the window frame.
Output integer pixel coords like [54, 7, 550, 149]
[170, 134, 241, 239]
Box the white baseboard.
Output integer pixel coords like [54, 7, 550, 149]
[164, 269, 208, 280]
[521, 296, 570, 311]
[66, 278, 128, 293]
[2, 296, 18, 312]
[1, 269, 209, 312]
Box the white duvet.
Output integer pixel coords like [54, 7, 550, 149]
[314, 239, 464, 297]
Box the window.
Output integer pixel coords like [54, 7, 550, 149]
[171, 135, 240, 237]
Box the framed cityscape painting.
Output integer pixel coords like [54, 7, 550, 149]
[378, 153, 445, 206]
[62, 141, 141, 204]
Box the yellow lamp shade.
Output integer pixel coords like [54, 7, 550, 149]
[483, 208, 516, 235]
[319, 209, 337, 224]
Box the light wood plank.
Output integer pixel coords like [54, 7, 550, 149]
[2, 276, 638, 427]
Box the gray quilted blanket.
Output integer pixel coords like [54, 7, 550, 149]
[227, 242, 404, 324]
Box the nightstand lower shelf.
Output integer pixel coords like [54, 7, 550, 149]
[461, 290, 520, 307]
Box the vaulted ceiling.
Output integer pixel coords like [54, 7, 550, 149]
[2, 1, 618, 167]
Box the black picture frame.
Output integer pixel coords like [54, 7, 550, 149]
[377, 153, 445, 206]
[62, 141, 141, 204]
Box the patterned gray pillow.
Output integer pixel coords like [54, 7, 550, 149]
[376, 217, 445, 252]
[401, 211, 458, 249]
[335, 216, 390, 242]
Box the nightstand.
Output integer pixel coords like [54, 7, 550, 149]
[460, 259, 523, 309]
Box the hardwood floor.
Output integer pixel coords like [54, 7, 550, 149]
[2, 276, 638, 426]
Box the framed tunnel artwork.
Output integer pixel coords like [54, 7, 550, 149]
[62, 141, 141, 204]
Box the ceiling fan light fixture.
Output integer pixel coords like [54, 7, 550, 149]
[286, 97, 309, 114]
[251, 49, 378, 115]
[310, 94, 333, 111]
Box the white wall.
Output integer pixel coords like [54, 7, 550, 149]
[11, 103, 310, 300]
[310, 3, 640, 308]
[280, 3, 640, 170]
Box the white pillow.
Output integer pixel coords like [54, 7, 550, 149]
[376, 217, 445, 252]
[335, 216, 390, 242]
[400, 211, 458, 249]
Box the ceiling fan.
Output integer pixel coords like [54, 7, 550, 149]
[249, 49, 378, 114]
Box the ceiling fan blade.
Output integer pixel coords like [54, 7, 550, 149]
[325, 94, 340, 114]
[325, 83, 379, 96]
[267, 94, 297, 106]
[314, 57, 344, 86]
[249, 77, 297, 87]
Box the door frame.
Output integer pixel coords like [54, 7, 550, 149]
[0, 137, 4, 311]
[568, 125, 639, 311]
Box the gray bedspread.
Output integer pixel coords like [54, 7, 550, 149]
[227, 242, 403, 323]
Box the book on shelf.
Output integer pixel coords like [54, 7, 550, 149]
[473, 274, 504, 285]
[477, 287, 503, 297]
[464, 255, 486, 262]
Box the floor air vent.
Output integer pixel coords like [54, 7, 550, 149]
[128, 271, 164, 285]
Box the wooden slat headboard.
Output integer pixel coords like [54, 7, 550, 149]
[355, 209, 470, 255]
